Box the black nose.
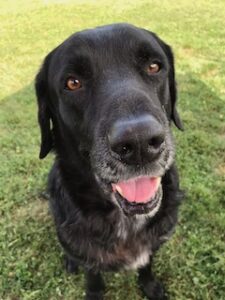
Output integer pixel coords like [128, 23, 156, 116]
[108, 115, 165, 165]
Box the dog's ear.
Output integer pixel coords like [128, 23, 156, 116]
[162, 42, 184, 130]
[148, 32, 184, 130]
[35, 52, 54, 159]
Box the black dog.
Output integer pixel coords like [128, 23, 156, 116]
[35, 23, 184, 300]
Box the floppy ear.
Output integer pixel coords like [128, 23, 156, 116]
[163, 43, 184, 130]
[35, 53, 53, 159]
[149, 32, 184, 130]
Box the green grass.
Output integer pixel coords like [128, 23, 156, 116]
[0, 0, 225, 299]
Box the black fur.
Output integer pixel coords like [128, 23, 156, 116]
[35, 23, 184, 299]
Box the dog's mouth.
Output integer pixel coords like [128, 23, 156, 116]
[112, 176, 162, 215]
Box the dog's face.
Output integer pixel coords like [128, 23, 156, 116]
[36, 23, 183, 216]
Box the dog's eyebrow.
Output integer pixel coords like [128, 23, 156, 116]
[136, 41, 164, 61]
[63, 54, 93, 77]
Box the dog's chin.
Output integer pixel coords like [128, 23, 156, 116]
[112, 184, 162, 217]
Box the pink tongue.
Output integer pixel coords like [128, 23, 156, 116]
[112, 177, 159, 203]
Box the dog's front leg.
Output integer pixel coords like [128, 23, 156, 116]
[64, 255, 79, 274]
[138, 257, 167, 300]
[85, 269, 105, 300]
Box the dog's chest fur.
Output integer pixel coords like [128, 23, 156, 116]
[115, 217, 151, 270]
[57, 207, 156, 271]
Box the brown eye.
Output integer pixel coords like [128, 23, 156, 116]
[147, 63, 160, 74]
[66, 77, 82, 90]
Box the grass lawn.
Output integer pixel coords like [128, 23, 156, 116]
[0, 0, 225, 299]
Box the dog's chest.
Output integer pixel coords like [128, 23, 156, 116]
[59, 208, 154, 270]
[98, 216, 152, 270]
[124, 248, 150, 270]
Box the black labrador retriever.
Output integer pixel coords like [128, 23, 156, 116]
[35, 23, 184, 300]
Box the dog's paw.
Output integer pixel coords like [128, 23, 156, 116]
[64, 256, 79, 274]
[85, 291, 104, 300]
[139, 279, 168, 300]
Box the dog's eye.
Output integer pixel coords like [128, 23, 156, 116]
[147, 63, 160, 74]
[66, 77, 82, 90]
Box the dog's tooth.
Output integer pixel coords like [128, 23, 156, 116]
[156, 177, 161, 187]
[115, 185, 123, 196]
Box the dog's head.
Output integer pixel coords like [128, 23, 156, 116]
[35, 23, 183, 216]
